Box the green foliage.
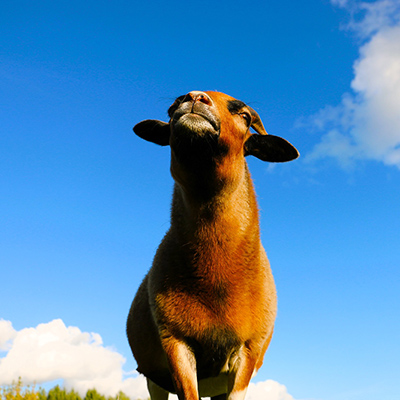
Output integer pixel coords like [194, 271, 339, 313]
[37, 389, 46, 400]
[83, 390, 105, 400]
[107, 392, 138, 400]
[47, 386, 66, 400]
[0, 381, 135, 400]
[111, 392, 130, 400]
[65, 390, 81, 400]
[0, 378, 39, 400]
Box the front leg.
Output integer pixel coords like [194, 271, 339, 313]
[161, 334, 199, 400]
[147, 379, 169, 400]
[227, 345, 259, 400]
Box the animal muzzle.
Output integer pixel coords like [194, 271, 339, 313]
[171, 91, 221, 135]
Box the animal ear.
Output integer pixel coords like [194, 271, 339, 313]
[133, 120, 170, 146]
[245, 134, 299, 162]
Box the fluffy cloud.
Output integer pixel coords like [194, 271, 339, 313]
[0, 319, 296, 400]
[306, 0, 400, 169]
[0, 319, 148, 399]
[0, 320, 17, 351]
[342, 0, 400, 38]
[246, 380, 295, 400]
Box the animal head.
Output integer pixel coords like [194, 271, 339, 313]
[133, 91, 299, 166]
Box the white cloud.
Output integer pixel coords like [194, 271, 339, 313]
[0, 319, 297, 400]
[345, 0, 400, 38]
[246, 380, 295, 400]
[170, 380, 295, 400]
[331, 0, 350, 9]
[306, 0, 400, 169]
[0, 319, 149, 399]
[0, 319, 17, 351]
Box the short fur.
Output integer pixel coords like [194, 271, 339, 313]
[127, 91, 299, 400]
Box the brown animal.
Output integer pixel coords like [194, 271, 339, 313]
[127, 91, 299, 400]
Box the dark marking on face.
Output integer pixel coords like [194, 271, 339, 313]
[168, 95, 186, 118]
[227, 99, 247, 114]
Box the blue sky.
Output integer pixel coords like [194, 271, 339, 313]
[1, 1, 399, 399]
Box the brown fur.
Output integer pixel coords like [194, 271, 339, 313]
[127, 91, 299, 400]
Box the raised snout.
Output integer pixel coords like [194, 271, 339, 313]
[169, 91, 221, 134]
[186, 91, 213, 107]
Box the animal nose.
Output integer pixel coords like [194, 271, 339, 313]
[185, 91, 213, 106]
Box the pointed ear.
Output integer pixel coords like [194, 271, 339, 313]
[245, 134, 299, 162]
[133, 120, 170, 146]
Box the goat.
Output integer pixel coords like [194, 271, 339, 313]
[127, 91, 299, 400]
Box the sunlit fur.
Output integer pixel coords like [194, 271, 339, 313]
[127, 91, 298, 400]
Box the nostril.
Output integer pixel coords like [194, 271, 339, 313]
[185, 91, 213, 106]
[184, 93, 194, 101]
[196, 93, 211, 105]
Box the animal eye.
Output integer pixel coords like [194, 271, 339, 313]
[240, 112, 251, 125]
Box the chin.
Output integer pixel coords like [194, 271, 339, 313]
[174, 113, 218, 137]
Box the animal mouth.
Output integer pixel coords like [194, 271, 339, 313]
[172, 111, 220, 135]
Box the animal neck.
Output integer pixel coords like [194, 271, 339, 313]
[170, 162, 261, 252]
[169, 169, 262, 290]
